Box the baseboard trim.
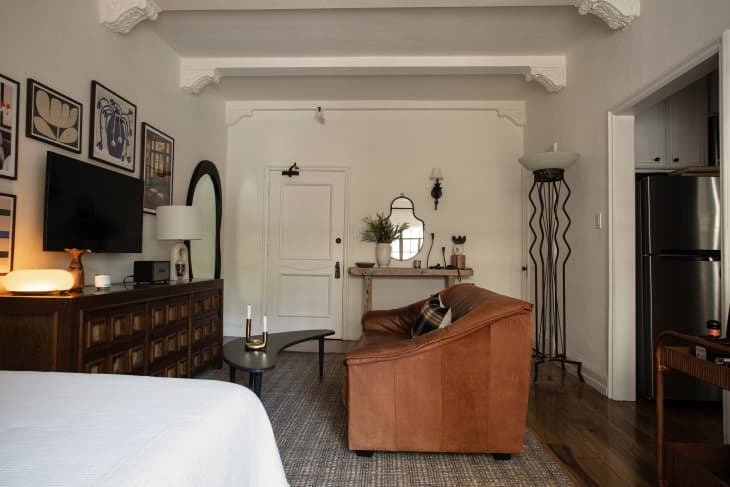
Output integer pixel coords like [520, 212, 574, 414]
[560, 362, 608, 397]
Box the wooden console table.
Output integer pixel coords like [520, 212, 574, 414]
[348, 267, 474, 313]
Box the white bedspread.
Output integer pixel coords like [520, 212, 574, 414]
[0, 371, 288, 487]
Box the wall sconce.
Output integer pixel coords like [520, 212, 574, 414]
[4, 269, 75, 294]
[430, 167, 443, 210]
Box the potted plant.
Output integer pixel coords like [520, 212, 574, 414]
[361, 213, 409, 267]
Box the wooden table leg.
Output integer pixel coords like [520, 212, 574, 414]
[318, 337, 325, 379]
[229, 366, 236, 383]
[364, 275, 373, 313]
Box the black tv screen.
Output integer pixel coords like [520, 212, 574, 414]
[43, 151, 143, 253]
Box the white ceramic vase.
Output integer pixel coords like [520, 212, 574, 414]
[375, 243, 392, 267]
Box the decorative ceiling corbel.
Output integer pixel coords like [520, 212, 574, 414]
[180, 68, 223, 95]
[574, 0, 639, 31]
[100, 0, 161, 34]
[524, 65, 566, 93]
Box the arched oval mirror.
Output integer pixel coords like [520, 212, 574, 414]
[388, 194, 424, 260]
[186, 161, 222, 279]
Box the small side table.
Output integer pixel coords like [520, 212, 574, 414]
[655, 331, 730, 486]
[223, 329, 335, 397]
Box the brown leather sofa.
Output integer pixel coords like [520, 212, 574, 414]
[342, 283, 533, 456]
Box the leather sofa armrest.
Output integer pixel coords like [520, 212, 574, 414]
[360, 299, 425, 336]
[344, 336, 421, 364]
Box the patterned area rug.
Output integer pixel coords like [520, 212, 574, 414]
[203, 352, 573, 487]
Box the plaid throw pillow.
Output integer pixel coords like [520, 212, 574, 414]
[412, 294, 452, 337]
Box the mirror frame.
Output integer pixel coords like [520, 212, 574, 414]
[388, 193, 425, 261]
[185, 160, 222, 279]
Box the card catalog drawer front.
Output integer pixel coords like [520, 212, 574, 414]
[84, 316, 110, 350]
[150, 298, 188, 330]
[192, 350, 202, 370]
[192, 323, 204, 345]
[178, 358, 188, 377]
[84, 357, 107, 374]
[110, 350, 130, 374]
[150, 337, 165, 364]
[192, 291, 220, 317]
[84, 305, 146, 351]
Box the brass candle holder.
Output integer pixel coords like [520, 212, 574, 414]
[244, 318, 268, 350]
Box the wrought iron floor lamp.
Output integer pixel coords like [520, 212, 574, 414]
[519, 151, 584, 382]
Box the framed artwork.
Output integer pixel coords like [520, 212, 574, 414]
[0, 192, 16, 275]
[0, 74, 19, 180]
[141, 122, 174, 214]
[26, 78, 82, 154]
[89, 80, 136, 172]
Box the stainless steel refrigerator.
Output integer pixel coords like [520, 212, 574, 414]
[637, 175, 722, 401]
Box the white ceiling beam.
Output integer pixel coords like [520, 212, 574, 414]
[101, 0, 639, 34]
[180, 55, 567, 94]
[157, 0, 574, 9]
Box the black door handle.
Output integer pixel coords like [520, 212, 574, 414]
[335, 262, 341, 279]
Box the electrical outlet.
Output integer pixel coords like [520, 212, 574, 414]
[594, 212, 602, 229]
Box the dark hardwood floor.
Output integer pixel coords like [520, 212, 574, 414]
[528, 364, 723, 486]
[230, 337, 724, 485]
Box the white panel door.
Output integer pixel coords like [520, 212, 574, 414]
[265, 169, 346, 337]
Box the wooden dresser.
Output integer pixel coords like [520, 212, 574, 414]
[0, 279, 223, 377]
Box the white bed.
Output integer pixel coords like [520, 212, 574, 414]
[0, 371, 289, 487]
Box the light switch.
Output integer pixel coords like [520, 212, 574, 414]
[594, 212, 602, 229]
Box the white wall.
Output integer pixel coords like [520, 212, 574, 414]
[224, 104, 525, 338]
[523, 0, 730, 391]
[0, 0, 225, 287]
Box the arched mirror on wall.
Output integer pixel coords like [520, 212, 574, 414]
[388, 194, 425, 260]
[186, 160, 222, 279]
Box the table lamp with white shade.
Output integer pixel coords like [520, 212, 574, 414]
[156, 205, 202, 282]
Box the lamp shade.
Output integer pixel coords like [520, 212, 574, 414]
[430, 167, 443, 180]
[156, 205, 202, 241]
[4, 269, 75, 294]
[518, 151, 579, 172]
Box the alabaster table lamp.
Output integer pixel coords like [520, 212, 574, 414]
[156, 205, 202, 282]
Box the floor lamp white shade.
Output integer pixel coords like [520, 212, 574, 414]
[156, 205, 202, 281]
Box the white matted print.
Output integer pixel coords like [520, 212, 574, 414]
[0, 193, 16, 275]
[89, 81, 136, 172]
[0, 74, 19, 180]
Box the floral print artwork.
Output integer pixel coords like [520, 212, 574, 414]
[26, 79, 82, 153]
[32, 89, 79, 145]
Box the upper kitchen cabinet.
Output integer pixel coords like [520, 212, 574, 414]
[635, 101, 667, 169]
[636, 78, 708, 170]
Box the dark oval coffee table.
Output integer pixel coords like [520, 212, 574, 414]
[223, 329, 335, 397]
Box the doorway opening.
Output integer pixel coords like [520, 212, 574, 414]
[608, 48, 721, 402]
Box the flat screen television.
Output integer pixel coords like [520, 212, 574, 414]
[43, 151, 143, 253]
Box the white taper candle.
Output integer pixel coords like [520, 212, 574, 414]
[263, 315, 267, 333]
[247, 305, 251, 319]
